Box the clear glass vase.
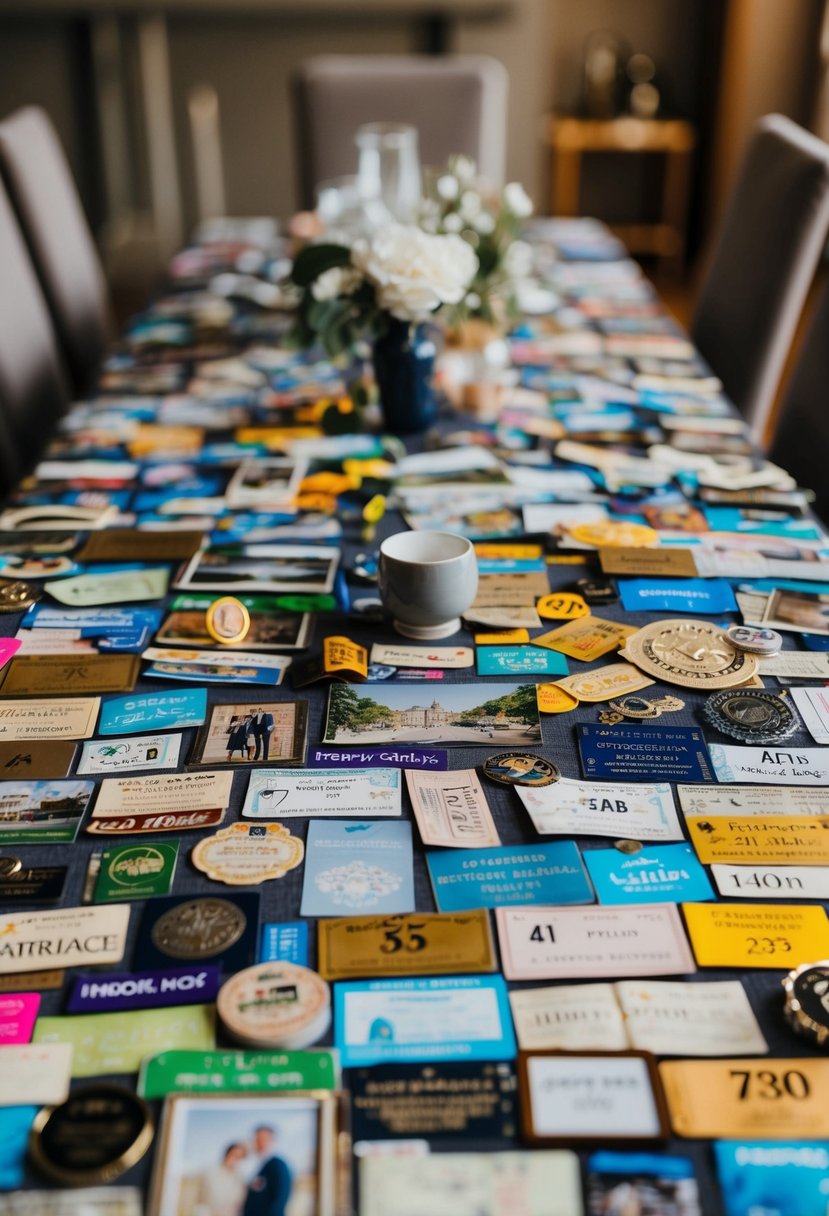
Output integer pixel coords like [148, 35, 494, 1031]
[355, 123, 422, 225]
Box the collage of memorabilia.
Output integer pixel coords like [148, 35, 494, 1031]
[0, 215, 827, 1216]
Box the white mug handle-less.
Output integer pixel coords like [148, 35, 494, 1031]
[378, 530, 478, 640]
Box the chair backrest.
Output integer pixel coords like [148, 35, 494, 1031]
[0, 179, 69, 494]
[691, 114, 829, 441]
[293, 54, 508, 207]
[767, 275, 829, 525]
[0, 106, 112, 398]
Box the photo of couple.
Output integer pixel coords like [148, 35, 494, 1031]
[193, 1126, 291, 1216]
[189, 700, 308, 768]
[226, 709, 275, 762]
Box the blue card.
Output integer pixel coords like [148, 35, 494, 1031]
[618, 578, 737, 614]
[301, 820, 415, 917]
[427, 840, 592, 912]
[715, 1142, 829, 1216]
[259, 921, 309, 965]
[584, 843, 714, 904]
[98, 688, 207, 735]
[0, 1106, 37, 1188]
[578, 724, 715, 783]
[476, 646, 569, 677]
[333, 975, 516, 1067]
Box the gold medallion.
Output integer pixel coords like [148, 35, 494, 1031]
[150, 897, 247, 959]
[205, 595, 250, 645]
[621, 619, 759, 689]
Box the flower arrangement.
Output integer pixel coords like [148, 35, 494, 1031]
[419, 155, 534, 327]
[290, 224, 478, 357]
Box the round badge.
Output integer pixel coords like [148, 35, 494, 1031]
[726, 624, 783, 655]
[29, 1083, 154, 1186]
[205, 596, 250, 645]
[150, 897, 247, 960]
[0, 578, 39, 612]
[614, 840, 644, 854]
[483, 752, 560, 787]
[567, 521, 659, 549]
[782, 961, 829, 1048]
[703, 689, 798, 743]
[622, 619, 759, 690]
[217, 962, 331, 1050]
[0, 856, 22, 879]
[536, 593, 590, 621]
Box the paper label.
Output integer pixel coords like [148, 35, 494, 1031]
[517, 777, 683, 841]
[682, 901, 829, 967]
[660, 1059, 829, 1139]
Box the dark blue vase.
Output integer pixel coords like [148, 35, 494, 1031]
[372, 319, 437, 435]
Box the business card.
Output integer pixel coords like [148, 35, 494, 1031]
[317, 909, 495, 981]
[0, 740, 76, 780]
[0, 698, 100, 741]
[579, 724, 714, 783]
[76, 732, 183, 774]
[517, 777, 683, 841]
[349, 1061, 517, 1141]
[496, 904, 695, 981]
[87, 770, 233, 835]
[790, 686, 829, 743]
[0, 905, 129, 975]
[476, 646, 569, 677]
[618, 578, 737, 614]
[33, 1005, 215, 1077]
[709, 743, 829, 785]
[370, 644, 474, 669]
[428, 841, 592, 912]
[687, 815, 829, 865]
[711, 864, 829, 899]
[334, 975, 516, 1067]
[585, 843, 714, 904]
[682, 901, 829, 967]
[660, 1059, 829, 1138]
[97, 688, 207, 735]
[714, 1140, 829, 1216]
[405, 768, 500, 848]
[258, 921, 308, 965]
[242, 767, 401, 819]
[676, 783, 829, 817]
[93, 841, 179, 902]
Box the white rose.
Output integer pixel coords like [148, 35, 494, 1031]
[503, 181, 533, 218]
[443, 212, 464, 233]
[474, 212, 496, 235]
[351, 223, 478, 322]
[436, 174, 460, 201]
[504, 239, 534, 280]
[453, 155, 477, 183]
[459, 190, 482, 221]
[311, 265, 362, 301]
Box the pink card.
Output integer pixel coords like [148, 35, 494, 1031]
[0, 993, 40, 1044]
[495, 904, 696, 981]
[0, 639, 20, 671]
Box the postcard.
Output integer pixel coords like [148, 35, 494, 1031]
[317, 909, 495, 981]
[660, 1059, 829, 1139]
[496, 904, 695, 981]
[586, 1151, 700, 1216]
[0, 1042, 73, 1106]
[509, 984, 629, 1052]
[585, 844, 714, 904]
[687, 815, 829, 865]
[715, 1140, 829, 1216]
[428, 841, 592, 912]
[98, 689, 207, 735]
[0, 993, 40, 1045]
[791, 686, 829, 744]
[405, 768, 500, 848]
[516, 777, 683, 841]
[676, 783, 829, 816]
[682, 901, 829, 967]
[708, 743, 829, 785]
[224, 456, 306, 508]
[333, 975, 516, 1067]
[301, 820, 414, 917]
[142, 647, 291, 687]
[711, 864, 829, 900]
[0, 698, 100, 741]
[0, 780, 94, 844]
[761, 587, 829, 636]
[87, 770, 233, 836]
[242, 767, 401, 819]
[148, 1092, 345, 1216]
[476, 646, 569, 677]
[77, 732, 182, 775]
[0, 741, 76, 780]
[323, 681, 541, 747]
[359, 1151, 583, 1216]
[175, 544, 339, 594]
[34, 1005, 214, 1077]
[0, 905, 130, 975]
[579, 724, 714, 783]
[189, 701, 307, 768]
[135, 893, 260, 974]
[156, 594, 311, 652]
[617, 979, 767, 1056]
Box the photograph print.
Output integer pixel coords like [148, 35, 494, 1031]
[175, 545, 339, 595]
[189, 699, 308, 767]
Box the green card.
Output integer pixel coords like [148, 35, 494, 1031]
[34, 1005, 215, 1076]
[137, 1047, 339, 1099]
[93, 841, 179, 902]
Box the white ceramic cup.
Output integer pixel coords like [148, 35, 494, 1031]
[378, 530, 478, 640]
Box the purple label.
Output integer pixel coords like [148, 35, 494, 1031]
[66, 965, 221, 1013]
[308, 746, 448, 770]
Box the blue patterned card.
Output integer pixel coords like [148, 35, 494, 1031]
[301, 820, 414, 917]
[584, 843, 715, 904]
[476, 646, 569, 676]
[98, 689, 207, 735]
[715, 1142, 829, 1216]
[427, 840, 592, 912]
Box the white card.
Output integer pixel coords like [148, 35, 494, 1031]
[791, 687, 829, 744]
[0, 1043, 73, 1105]
[242, 767, 401, 818]
[522, 503, 608, 533]
[525, 1054, 662, 1139]
[370, 644, 474, 669]
[509, 983, 627, 1052]
[517, 777, 683, 841]
[758, 654, 829, 679]
[676, 783, 829, 816]
[709, 743, 829, 785]
[615, 979, 767, 1056]
[711, 864, 829, 900]
[76, 733, 182, 775]
[0, 906, 130, 975]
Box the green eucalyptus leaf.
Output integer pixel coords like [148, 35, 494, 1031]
[291, 243, 352, 287]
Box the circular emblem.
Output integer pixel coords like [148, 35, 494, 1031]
[150, 897, 247, 960]
[726, 624, 783, 655]
[217, 962, 331, 1050]
[622, 619, 759, 689]
[29, 1083, 153, 1186]
[0, 856, 22, 879]
[614, 840, 644, 854]
[0, 578, 39, 612]
[205, 596, 250, 645]
[783, 961, 829, 1048]
[483, 752, 560, 787]
[703, 689, 798, 743]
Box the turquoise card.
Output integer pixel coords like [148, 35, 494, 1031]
[476, 646, 569, 677]
[584, 842, 714, 904]
[427, 840, 592, 912]
[98, 688, 207, 735]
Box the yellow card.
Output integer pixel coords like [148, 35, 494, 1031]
[474, 544, 542, 559]
[474, 629, 531, 645]
[234, 427, 320, 448]
[682, 902, 829, 968]
[323, 636, 368, 677]
[688, 815, 829, 865]
[536, 593, 590, 620]
[536, 683, 580, 713]
[659, 1058, 829, 1139]
[532, 616, 638, 661]
[317, 910, 496, 981]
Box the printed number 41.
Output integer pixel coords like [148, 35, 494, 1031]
[530, 924, 555, 943]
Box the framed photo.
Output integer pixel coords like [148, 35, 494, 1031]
[147, 1091, 348, 1216]
[517, 1050, 670, 1145]
[189, 700, 308, 768]
[225, 458, 307, 509]
[175, 545, 339, 595]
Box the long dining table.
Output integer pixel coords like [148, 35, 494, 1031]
[0, 214, 827, 1216]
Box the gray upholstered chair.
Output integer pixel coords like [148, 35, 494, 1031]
[767, 275, 829, 524]
[0, 179, 69, 494]
[692, 114, 829, 443]
[0, 106, 112, 398]
[293, 54, 508, 208]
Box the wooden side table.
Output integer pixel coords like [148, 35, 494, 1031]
[545, 115, 697, 274]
